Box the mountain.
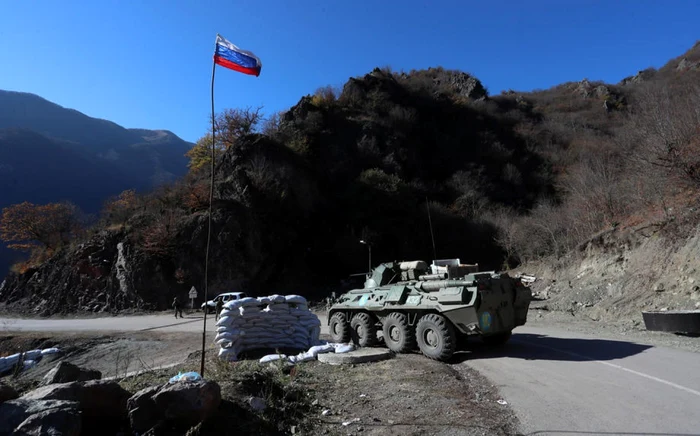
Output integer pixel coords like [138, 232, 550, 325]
[0, 90, 193, 274]
[1, 42, 699, 317]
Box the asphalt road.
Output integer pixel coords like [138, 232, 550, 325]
[2, 313, 699, 435]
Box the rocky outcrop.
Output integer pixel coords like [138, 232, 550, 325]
[21, 379, 131, 421]
[42, 361, 102, 385]
[0, 399, 81, 436]
[127, 380, 221, 433]
[430, 70, 487, 100]
[620, 68, 657, 85]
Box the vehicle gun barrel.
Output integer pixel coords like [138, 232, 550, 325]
[418, 280, 473, 291]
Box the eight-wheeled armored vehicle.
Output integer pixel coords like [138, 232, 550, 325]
[327, 259, 531, 361]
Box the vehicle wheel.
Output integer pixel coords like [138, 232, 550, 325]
[416, 313, 456, 361]
[382, 312, 416, 353]
[329, 312, 351, 343]
[482, 331, 512, 346]
[350, 312, 378, 347]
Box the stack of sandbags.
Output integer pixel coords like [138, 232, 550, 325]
[215, 294, 322, 361]
[0, 348, 60, 375]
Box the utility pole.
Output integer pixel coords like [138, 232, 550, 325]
[360, 239, 372, 273]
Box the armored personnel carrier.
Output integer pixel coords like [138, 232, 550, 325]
[327, 259, 531, 361]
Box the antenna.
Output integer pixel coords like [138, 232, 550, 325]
[425, 196, 437, 260]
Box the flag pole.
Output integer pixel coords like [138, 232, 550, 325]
[200, 45, 217, 378]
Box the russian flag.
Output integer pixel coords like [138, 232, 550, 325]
[214, 34, 262, 77]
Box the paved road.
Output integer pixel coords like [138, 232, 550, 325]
[0, 313, 214, 333]
[460, 327, 700, 436]
[3, 313, 700, 435]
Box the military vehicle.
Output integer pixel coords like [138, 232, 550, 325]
[327, 259, 531, 361]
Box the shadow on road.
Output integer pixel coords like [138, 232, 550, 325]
[452, 333, 653, 363]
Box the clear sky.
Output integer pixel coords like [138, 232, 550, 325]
[1, 0, 698, 143]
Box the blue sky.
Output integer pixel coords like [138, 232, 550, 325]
[1, 0, 698, 143]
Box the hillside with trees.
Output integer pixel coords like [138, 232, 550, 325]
[0, 91, 194, 274]
[1, 42, 699, 316]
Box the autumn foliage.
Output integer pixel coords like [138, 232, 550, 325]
[0, 201, 81, 252]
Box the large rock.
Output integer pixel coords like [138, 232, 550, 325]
[126, 380, 221, 433]
[125, 385, 162, 433]
[21, 379, 130, 420]
[0, 399, 81, 436]
[0, 381, 18, 403]
[42, 361, 102, 385]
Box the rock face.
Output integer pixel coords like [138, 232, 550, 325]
[0, 381, 18, 403]
[126, 380, 222, 433]
[21, 379, 130, 420]
[431, 70, 487, 100]
[42, 361, 102, 385]
[0, 399, 81, 436]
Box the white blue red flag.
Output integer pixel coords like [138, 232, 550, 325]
[214, 34, 262, 77]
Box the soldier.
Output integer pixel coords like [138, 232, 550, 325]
[215, 298, 224, 321]
[173, 297, 183, 318]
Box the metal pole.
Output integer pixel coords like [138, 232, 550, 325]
[200, 53, 217, 378]
[368, 244, 371, 273]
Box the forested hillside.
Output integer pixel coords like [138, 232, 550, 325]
[1, 42, 698, 315]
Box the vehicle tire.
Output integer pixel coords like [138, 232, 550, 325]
[382, 312, 416, 353]
[482, 331, 512, 346]
[350, 312, 378, 347]
[329, 312, 351, 343]
[416, 313, 456, 361]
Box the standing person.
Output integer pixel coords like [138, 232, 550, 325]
[215, 298, 224, 321]
[173, 297, 183, 318]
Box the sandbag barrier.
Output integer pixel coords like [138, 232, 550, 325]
[0, 348, 60, 375]
[215, 294, 322, 361]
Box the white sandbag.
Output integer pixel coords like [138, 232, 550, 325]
[290, 351, 316, 363]
[333, 343, 355, 353]
[218, 347, 239, 361]
[309, 344, 334, 355]
[215, 331, 241, 342]
[268, 294, 285, 304]
[218, 308, 237, 318]
[239, 297, 262, 307]
[285, 295, 307, 304]
[216, 315, 233, 327]
[216, 338, 241, 347]
[259, 354, 287, 363]
[41, 348, 60, 356]
[23, 350, 42, 360]
[239, 307, 262, 315]
[310, 326, 321, 342]
[223, 300, 243, 310]
[216, 326, 229, 333]
[266, 303, 290, 312]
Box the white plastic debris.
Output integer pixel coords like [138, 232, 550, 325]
[497, 399, 508, 405]
[322, 409, 331, 416]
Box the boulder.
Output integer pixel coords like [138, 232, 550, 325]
[126, 385, 162, 433]
[21, 379, 130, 420]
[126, 380, 221, 433]
[0, 381, 18, 403]
[0, 399, 81, 435]
[152, 380, 221, 423]
[42, 361, 102, 385]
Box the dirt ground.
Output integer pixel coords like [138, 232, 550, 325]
[1, 330, 518, 436]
